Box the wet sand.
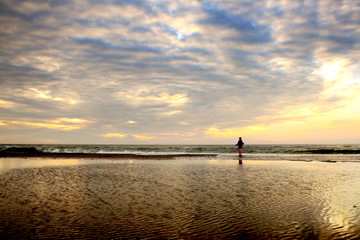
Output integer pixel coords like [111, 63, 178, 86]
[1, 158, 360, 239]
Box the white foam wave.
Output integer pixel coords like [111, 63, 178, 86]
[96, 150, 215, 155]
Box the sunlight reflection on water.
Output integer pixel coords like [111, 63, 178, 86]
[0, 158, 129, 172]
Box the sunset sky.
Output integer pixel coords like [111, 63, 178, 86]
[0, 0, 359, 144]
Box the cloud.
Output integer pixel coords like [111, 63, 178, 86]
[0, 99, 15, 109]
[180, 47, 213, 56]
[116, 89, 188, 107]
[54, 118, 92, 124]
[102, 133, 127, 138]
[0, 1, 52, 22]
[0, 0, 359, 144]
[164, 110, 182, 115]
[22, 88, 78, 104]
[199, 4, 273, 43]
[72, 37, 163, 54]
[0, 118, 93, 131]
[133, 134, 156, 141]
[111, 0, 153, 14]
[131, 25, 152, 33]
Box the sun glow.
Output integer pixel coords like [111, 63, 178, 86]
[315, 59, 356, 100]
[54, 118, 91, 124]
[205, 91, 360, 144]
[317, 60, 344, 82]
[206, 125, 269, 139]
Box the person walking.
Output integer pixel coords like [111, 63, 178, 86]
[235, 137, 244, 156]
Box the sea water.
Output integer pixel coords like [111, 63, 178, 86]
[1, 144, 360, 162]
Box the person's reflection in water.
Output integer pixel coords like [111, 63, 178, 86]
[238, 155, 243, 164]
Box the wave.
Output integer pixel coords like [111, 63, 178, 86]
[0, 147, 218, 159]
[1, 145, 360, 160]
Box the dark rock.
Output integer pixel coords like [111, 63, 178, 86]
[0, 147, 41, 155]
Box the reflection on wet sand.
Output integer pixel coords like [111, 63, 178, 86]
[0, 159, 359, 239]
[238, 155, 243, 164]
[0, 157, 127, 172]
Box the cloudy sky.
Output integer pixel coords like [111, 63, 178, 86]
[0, 0, 359, 144]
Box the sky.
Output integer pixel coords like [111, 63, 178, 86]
[0, 0, 359, 144]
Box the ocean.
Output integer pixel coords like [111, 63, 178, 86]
[1, 144, 360, 162]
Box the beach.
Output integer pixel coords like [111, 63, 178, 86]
[1, 156, 360, 239]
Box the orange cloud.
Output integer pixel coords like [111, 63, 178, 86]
[133, 134, 156, 140]
[0, 118, 92, 131]
[102, 133, 127, 138]
[21, 88, 78, 104]
[0, 99, 15, 108]
[53, 118, 92, 124]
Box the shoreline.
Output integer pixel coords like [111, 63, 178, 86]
[2, 153, 359, 163]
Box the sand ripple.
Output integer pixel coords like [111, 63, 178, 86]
[0, 160, 360, 239]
